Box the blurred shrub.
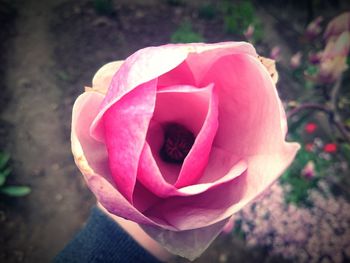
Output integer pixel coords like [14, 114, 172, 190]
[220, 0, 263, 41]
[93, 0, 114, 16]
[170, 22, 204, 43]
[198, 3, 216, 20]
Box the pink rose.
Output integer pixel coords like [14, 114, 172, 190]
[71, 42, 299, 259]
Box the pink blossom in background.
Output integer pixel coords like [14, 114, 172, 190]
[324, 143, 337, 153]
[233, 182, 350, 263]
[305, 122, 317, 134]
[317, 57, 348, 84]
[324, 12, 350, 41]
[305, 16, 323, 40]
[308, 31, 350, 84]
[290, 52, 302, 69]
[305, 143, 314, 152]
[270, 46, 281, 61]
[71, 42, 299, 259]
[301, 161, 316, 179]
[244, 24, 255, 40]
[308, 52, 322, 64]
[322, 31, 350, 60]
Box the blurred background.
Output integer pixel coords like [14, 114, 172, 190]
[0, 0, 350, 262]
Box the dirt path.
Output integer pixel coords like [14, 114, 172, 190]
[1, 0, 92, 262]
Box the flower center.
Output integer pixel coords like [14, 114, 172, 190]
[160, 123, 195, 164]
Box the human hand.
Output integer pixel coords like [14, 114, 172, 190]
[97, 203, 173, 262]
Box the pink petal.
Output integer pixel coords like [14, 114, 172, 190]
[323, 31, 350, 59]
[144, 166, 248, 230]
[144, 123, 180, 185]
[177, 159, 246, 195]
[175, 83, 219, 187]
[144, 144, 298, 230]
[201, 54, 288, 156]
[324, 12, 350, 40]
[185, 42, 257, 85]
[71, 92, 111, 183]
[138, 141, 247, 197]
[152, 84, 210, 136]
[147, 84, 213, 185]
[141, 218, 229, 260]
[198, 147, 243, 183]
[157, 60, 195, 88]
[142, 53, 300, 230]
[102, 79, 157, 202]
[71, 91, 176, 230]
[90, 45, 190, 142]
[138, 84, 246, 198]
[90, 42, 256, 141]
[88, 175, 175, 229]
[92, 61, 124, 94]
[137, 142, 178, 196]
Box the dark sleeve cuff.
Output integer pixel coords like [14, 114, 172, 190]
[53, 207, 162, 263]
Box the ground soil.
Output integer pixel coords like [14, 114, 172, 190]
[0, 0, 348, 262]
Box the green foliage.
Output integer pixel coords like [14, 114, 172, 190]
[0, 151, 31, 197]
[220, 0, 262, 41]
[251, 22, 263, 43]
[170, 22, 204, 43]
[280, 147, 319, 206]
[198, 3, 216, 20]
[233, 218, 246, 239]
[305, 64, 318, 76]
[93, 0, 114, 16]
[282, 115, 342, 206]
[341, 143, 350, 163]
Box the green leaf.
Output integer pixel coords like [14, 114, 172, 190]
[0, 168, 11, 186]
[341, 143, 350, 163]
[0, 186, 31, 197]
[0, 153, 10, 171]
[305, 64, 318, 75]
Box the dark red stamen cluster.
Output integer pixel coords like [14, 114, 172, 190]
[160, 123, 195, 164]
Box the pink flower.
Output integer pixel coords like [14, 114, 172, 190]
[305, 143, 314, 152]
[308, 32, 350, 84]
[305, 122, 317, 134]
[324, 12, 350, 41]
[322, 31, 350, 60]
[221, 216, 235, 234]
[290, 52, 302, 69]
[308, 52, 322, 64]
[71, 42, 299, 259]
[270, 46, 281, 61]
[244, 24, 255, 40]
[301, 161, 316, 179]
[306, 16, 323, 40]
[323, 143, 337, 153]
